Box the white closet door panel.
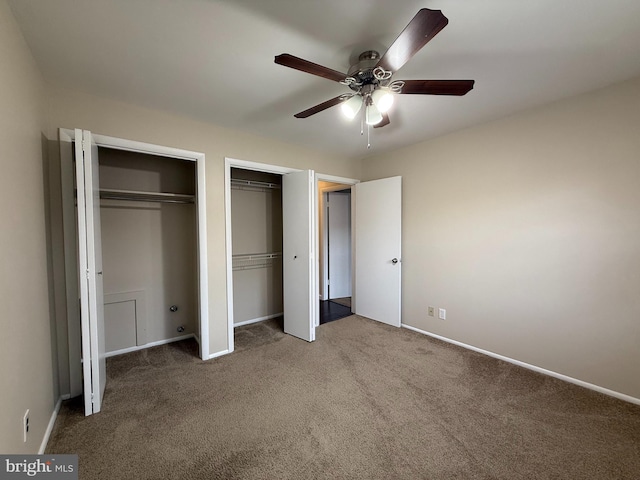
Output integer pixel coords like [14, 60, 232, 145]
[282, 170, 316, 342]
[76, 129, 106, 416]
[74, 129, 93, 416]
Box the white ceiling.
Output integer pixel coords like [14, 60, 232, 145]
[9, 0, 640, 159]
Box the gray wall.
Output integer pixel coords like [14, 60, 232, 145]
[363, 76, 640, 399]
[0, 0, 57, 453]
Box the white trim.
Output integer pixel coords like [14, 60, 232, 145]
[59, 129, 210, 362]
[316, 173, 359, 185]
[234, 312, 283, 328]
[224, 160, 234, 353]
[401, 324, 640, 406]
[39, 397, 62, 454]
[321, 192, 329, 300]
[208, 349, 230, 360]
[226, 157, 299, 176]
[104, 334, 195, 358]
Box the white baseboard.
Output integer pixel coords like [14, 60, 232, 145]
[401, 323, 640, 406]
[105, 334, 195, 358]
[234, 312, 283, 328]
[39, 396, 63, 454]
[208, 349, 230, 360]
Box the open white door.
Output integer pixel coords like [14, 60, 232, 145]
[75, 129, 106, 415]
[282, 170, 316, 341]
[355, 176, 402, 327]
[327, 191, 351, 300]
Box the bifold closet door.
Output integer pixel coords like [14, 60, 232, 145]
[282, 169, 316, 342]
[75, 129, 107, 416]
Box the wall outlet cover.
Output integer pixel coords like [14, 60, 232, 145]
[23, 409, 29, 442]
[428, 306, 435, 317]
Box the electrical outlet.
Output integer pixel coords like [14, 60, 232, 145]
[23, 410, 29, 442]
[428, 306, 435, 317]
[439, 308, 446, 320]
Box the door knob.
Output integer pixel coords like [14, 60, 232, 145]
[391, 258, 398, 265]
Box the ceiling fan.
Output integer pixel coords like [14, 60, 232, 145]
[275, 8, 474, 144]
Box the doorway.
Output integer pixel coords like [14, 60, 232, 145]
[319, 184, 354, 325]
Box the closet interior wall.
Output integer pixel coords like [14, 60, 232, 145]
[98, 148, 198, 353]
[231, 168, 283, 326]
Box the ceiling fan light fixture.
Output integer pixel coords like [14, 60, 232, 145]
[341, 95, 362, 120]
[372, 88, 394, 113]
[365, 104, 383, 126]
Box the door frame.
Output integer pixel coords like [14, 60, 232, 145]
[61, 129, 210, 397]
[224, 158, 298, 353]
[320, 185, 354, 301]
[224, 159, 359, 349]
[315, 174, 359, 325]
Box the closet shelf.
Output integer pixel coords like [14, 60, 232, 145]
[232, 252, 282, 271]
[231, 179, 281, 191]
[100, 188, 195, 204]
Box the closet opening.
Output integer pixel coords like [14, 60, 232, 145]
[318, 182, 353, 325]
[230, 168, 284, 350]
[59, 129, 210, 412]
[97, 147, 200, 360]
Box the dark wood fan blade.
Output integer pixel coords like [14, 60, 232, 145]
[374, 113, 390, 128]
[399, 80, 475, 96]
[294, 95, 349, 118]
[275, 54, 347, 83]
[376, 9, 448, 73]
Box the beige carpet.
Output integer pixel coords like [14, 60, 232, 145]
[47, 315, 640, 479]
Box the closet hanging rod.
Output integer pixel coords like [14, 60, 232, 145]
[230, 179, 281, 190]
[100, 188, 195, 204]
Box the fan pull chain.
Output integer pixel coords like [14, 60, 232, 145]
[367, 124, 371, 149]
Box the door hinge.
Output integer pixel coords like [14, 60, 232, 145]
[86, 269, 90, 279]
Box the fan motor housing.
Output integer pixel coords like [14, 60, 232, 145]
[346, 50, 384, 91]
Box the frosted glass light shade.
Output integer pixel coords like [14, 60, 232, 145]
[372, 88, 394, 113]
[365, 104, 383, 125]
[341, 95, 362, 119]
